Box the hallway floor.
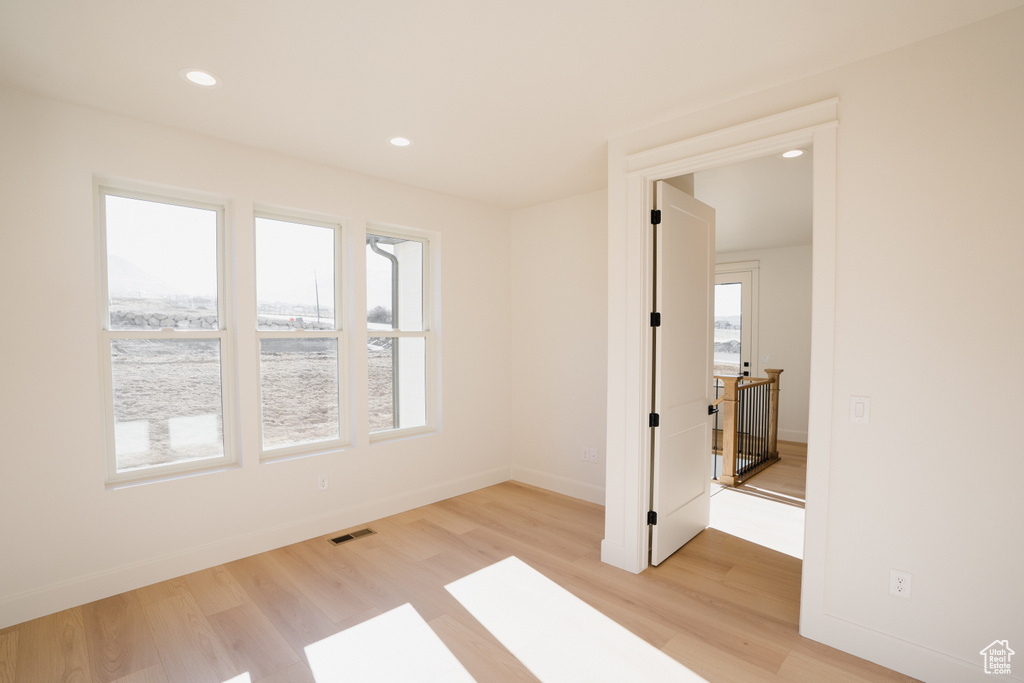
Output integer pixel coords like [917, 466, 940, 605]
[710, 440, 807, 558]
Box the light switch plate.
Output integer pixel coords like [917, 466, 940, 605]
[850, 396, 870, 423]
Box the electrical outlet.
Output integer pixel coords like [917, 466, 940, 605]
[889, 569, 911, 599]
[581, 447, 589, 462]
[588, 447, 598, 463]
[317, 474, 329, 491]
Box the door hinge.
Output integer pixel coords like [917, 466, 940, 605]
[649, 412, 660, 428]
[651, 209, 662, 225]
[650, 312, 661, 327]
[647, 510, 658, 525]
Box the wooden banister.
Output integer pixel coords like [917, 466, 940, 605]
[714, 369, 783, 487]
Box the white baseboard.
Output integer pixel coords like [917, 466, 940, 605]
[779, 428, 808, 443]
[809, 613, 1019, 683]
[0, 467, 509, 630]
[600, 539, 631, 572]
[510, 465, 604, 505]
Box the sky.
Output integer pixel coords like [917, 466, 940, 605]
[106, 194, 400, 317]
[105, 194, 218, 299]
[255, 216, 335, 310]
[714, 282, 742, 319]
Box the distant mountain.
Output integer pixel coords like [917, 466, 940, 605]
[107, 255, 176, 299]
[715, 314, 742, 327]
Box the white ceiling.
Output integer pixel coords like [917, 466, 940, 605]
[1, 0, 1020, 209]
[694, 150, 812, 254]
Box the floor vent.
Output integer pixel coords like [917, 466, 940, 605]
[328, 528, 376, 545]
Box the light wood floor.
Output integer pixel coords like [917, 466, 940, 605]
[710, 440, 809, 559]
[0, 478, 917, 682]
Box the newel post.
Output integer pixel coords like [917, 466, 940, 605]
[717, 375, 742, 487]
[765, 368, 783, 458]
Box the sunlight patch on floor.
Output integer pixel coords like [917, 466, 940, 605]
[305, 603, 474, 682]
[446, 556, 707, 682]
[710, 486, 804, 558]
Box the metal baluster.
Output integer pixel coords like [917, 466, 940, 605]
[758, 384, 765, 466]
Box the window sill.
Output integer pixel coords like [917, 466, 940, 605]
[105, 460, 238, 490]
[368, 425, 435, 444]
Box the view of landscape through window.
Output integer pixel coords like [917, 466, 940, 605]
[100, 192, 428, 475]
[103, 193, 429, 476]
[714, 282, 742, 378]
[367, 234, 427, 433]
[104, 194, 226, 472]
[256, 216, 340, 452]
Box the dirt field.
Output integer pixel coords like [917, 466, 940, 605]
[110, 339, 225, 471]
[259, 339, 341, 450]
[110, 339, 394, 471]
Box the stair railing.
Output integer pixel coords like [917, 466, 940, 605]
[712, 369, 783, 486]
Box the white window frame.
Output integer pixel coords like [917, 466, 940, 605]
[97, 184, 237, 486]
[255, 210, 349, 460]
[365, 225, 437, 442]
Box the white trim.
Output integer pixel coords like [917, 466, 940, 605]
[510, 466, 605, 505]
[364, 226, 438, 438]
[253, 211, 351, 460]
[368, 423, 435, 444]
[626, 99, 839, 174]
[715, 263, 759, 378]
[604, 102, 838, 647]
[96, 184, 238, 486]
[0, 466, 510, 630]
[816, 613, 1000, 683]
[715, 259, 760, 273]
[778, 428, 808, 444]
[800, 121, 837, 643]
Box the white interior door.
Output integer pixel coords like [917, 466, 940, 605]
[650, 180, 715, 566]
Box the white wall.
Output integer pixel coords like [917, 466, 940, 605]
[0, 87, 512, 628]
[718, 246, 812, 442]
[509, 190, 608, 504]
[606, 9, 1023, 683]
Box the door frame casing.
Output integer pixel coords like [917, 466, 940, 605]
[602, 99, 837, 641]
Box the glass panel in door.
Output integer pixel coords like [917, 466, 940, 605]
[714, 281, 743, 377]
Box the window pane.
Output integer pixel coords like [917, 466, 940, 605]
[368, 336, 426, 433]
[105, 195, 218, 330]
[256, 217, 335, 330]
[397, 337, 427, 428]
[366, 234, 423, 331]
[260, 338, 340, 450]
[714, 282, 742, 376]
[110, 339, 224, 472]
[367, 337, 394, 432]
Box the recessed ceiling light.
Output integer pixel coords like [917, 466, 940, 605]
[180, 69, 219, 87]
[781, 149, 805, 158]
[390, 137, 412, 147]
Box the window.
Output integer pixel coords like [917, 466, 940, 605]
[714, 261, 759, 381]
[366, 230, 432, 436]
[99, 188, 234, 483]
[255, 214, 346, 457]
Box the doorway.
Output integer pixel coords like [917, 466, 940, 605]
[603, 98, 838, 640]
[659, 148, 811, 561]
